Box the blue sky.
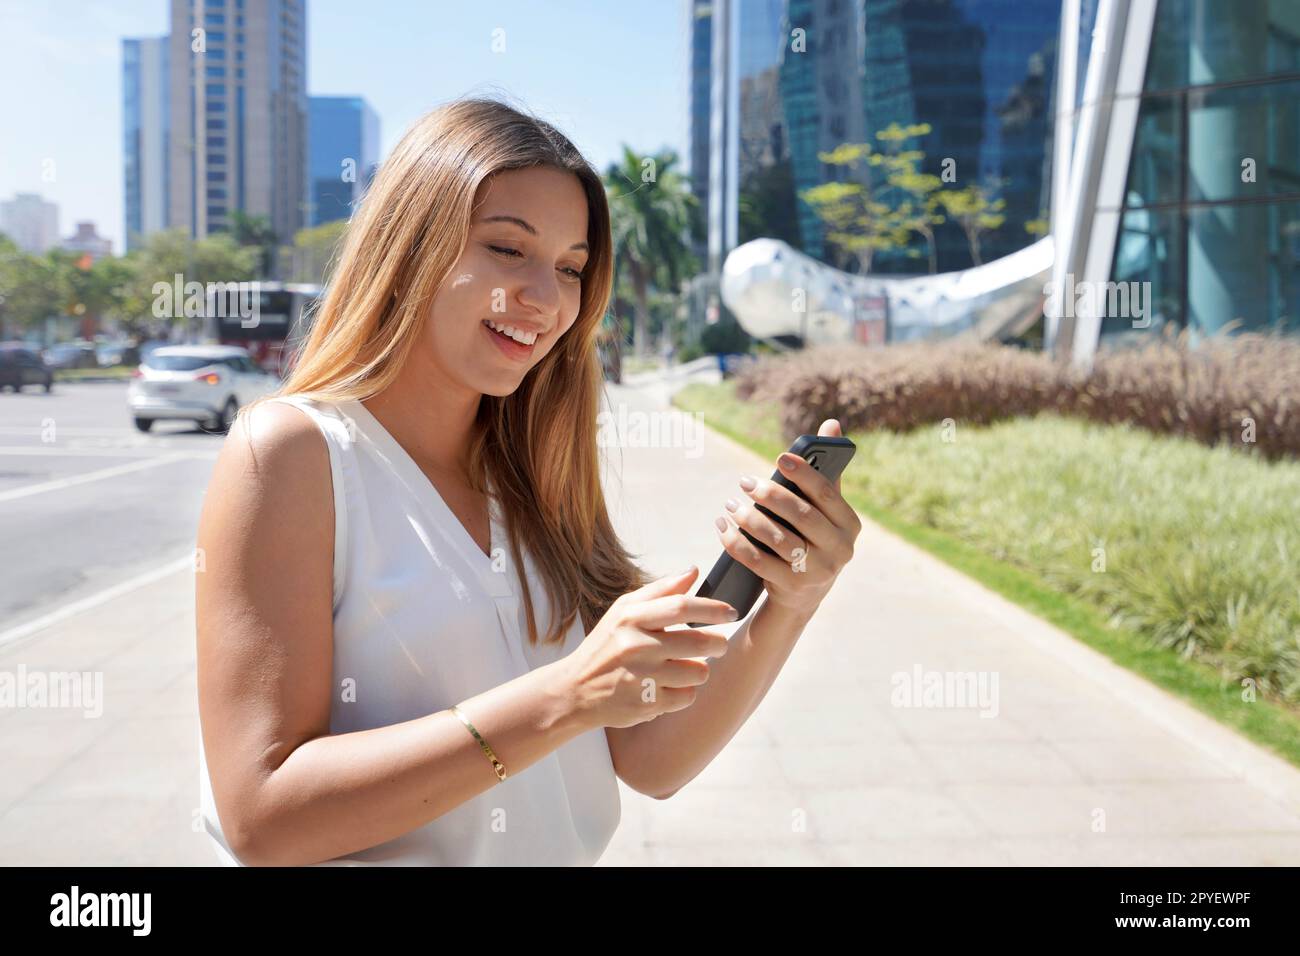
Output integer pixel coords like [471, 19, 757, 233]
[0, 0, 691, 251]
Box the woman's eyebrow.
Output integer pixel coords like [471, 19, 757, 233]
[478, 214, 589, 252]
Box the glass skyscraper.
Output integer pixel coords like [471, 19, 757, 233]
[308, 96, 379, 227]
[696, 0, 1061, 279]
[123, 36, 170, 251]
[1050, 0, 1300, 361]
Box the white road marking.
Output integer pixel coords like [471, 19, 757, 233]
[0, 426, 145, 436]
[0, 445, 218, 458]
[0, 552, 194, 652]
[0, 453, 201, 503]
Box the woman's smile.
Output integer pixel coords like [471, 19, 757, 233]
[482, 317, 538, 360]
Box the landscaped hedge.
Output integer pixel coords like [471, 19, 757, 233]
[734, 332, 1300, 460]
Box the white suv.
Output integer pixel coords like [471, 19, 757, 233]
[128, 345, 280, 433]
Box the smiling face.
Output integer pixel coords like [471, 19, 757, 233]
[421, 165, 591, 398]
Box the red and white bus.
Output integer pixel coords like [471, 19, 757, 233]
[205, 281, 322, 378]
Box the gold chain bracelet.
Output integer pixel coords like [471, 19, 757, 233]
[451, 704, 508, 782]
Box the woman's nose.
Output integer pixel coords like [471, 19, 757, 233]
[514, 262, 561, 316]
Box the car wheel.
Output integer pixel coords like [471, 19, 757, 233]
[220, 397, 240, 432]
[204, 397, 239, 434]
[134, 417, 154, 433]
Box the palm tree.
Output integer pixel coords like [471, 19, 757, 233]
[603, 147, 697, 357]
[229, 210, 278, 278]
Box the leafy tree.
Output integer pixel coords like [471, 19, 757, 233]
[604, 147, 698, 356]
[229, 210, 278, 277]
[800, 138, 915, 274]
[0, 236, 67, 337]
[935, 184, 1007, 266]
[118, 229, 259, 336]
[286, 220, 348, 285]
[874, 125, 947, 275]
[1024, 218, 1049, 238]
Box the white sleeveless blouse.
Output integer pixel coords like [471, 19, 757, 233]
[197, 394, 621, 866]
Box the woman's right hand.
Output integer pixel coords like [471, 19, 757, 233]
[560, 567, 737, 729]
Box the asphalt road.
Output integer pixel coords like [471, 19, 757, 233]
[0, 381, 220, 633]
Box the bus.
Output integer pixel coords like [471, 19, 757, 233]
[205, 282, 322, 378]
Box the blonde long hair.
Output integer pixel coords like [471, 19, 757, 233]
[243, 96, 653, 646]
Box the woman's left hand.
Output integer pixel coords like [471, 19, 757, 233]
[714, 419, 862, 618]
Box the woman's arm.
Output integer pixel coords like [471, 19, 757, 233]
[196, 402, 594, 867]
[604, 595, 814, 799]
[606, 419, 861, 799]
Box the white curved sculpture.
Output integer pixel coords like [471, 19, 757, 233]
[720, 235, 1054, 345]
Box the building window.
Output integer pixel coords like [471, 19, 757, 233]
[207, 189, 228, 200]
[1106, 0, 1300, 342]
[208, 171, 227, 183]
[205, 83, 225, 96]
[207, 153, 226, 165]
[205, 65, 225, 77]
[206, 118, 227, 130]
[208, 136, 227, 148]
[209, 100, 226, 112]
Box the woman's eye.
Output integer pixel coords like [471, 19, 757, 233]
[490, 244, 580, 281]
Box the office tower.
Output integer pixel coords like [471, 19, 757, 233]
[167, 0, 308, 249]
[308, 96, 379, 226]
[123, 36, 171, 251]
[697, 0, 1060, 276]
[1051, 0, 1300, 360]
[688, 0, 713, 262]
[0, 193, 59, 254]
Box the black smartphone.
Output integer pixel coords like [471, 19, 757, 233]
[688, 434, 857, 627]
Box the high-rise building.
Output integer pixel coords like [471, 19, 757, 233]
[167, 0, 308, 250]
[0, 193, 59, 254]
[1049, 0, 1300, 361]
[715, 0, 1299, 362]
[688, 0, 713, 262]
[308, 96, 379, 226]
[694, 0, 1060, 276]
[123, 36, 171, 251]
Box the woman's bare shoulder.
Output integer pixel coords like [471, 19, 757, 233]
[198, 398, 335, 576]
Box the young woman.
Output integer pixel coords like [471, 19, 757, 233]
[195, 97, 861, 866]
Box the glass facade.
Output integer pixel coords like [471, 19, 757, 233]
[1106, 0, 1300, 342]
[689, 0, 713, 259]
[308, 96, 380, 226]
[122, 36, 169, 251]
[859, 0, 1059, 273]
[705, 0, 1060, 276]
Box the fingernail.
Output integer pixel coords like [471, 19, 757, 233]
[778, 454, 798, 471]
[678, 564, 695, 577]
[724, 498, 739, 512]
[725, 606, 739, 621]
[739, 475, 757, 491]
[714, 516, 728, 533]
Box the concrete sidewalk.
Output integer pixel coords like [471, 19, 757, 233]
[2, 372, 1299, 865]
[595, 374, 1300, 865]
